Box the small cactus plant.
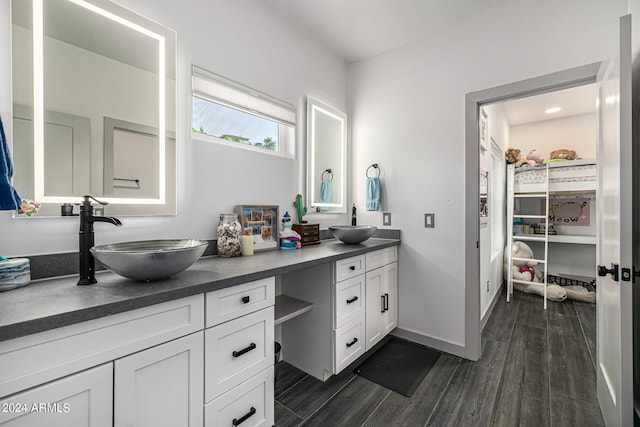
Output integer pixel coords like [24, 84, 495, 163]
[293, 194, 307, 223]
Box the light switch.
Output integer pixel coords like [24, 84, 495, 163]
[425, 213, 435, 228]
[383, 212, 392, 226]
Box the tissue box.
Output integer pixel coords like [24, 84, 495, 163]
[0, 258, 31, 291]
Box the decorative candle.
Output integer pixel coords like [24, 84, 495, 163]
[241, 235, 254, 256]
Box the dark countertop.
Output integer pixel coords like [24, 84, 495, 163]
[0, 238, 399, 342]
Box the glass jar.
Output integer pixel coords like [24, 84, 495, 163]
[217, 214, 242, 257]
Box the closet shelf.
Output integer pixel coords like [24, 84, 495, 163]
[515, 234, 596, 245]
[512, 235, 546, 242]
[275, 294, 313, 325]
[548, 235, 596, 245]
[513, 256, 546, 264]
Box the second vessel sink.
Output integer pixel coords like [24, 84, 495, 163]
[91, 239, 209, 282]
[329, 225, 377, 244]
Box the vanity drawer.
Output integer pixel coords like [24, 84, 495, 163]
[205, 307, 274, 402]
[206, 277, 275, 328]
[205, 366, 274, 427]
[366, 247, 397, 271]
[335, 255, 365, 283]
[334, 275, 365, 329]
[333, 313, 365, 374]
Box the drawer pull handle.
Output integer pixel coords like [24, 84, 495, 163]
[384, 293, 389, 311]
[232, 407, 256, 426]
[233, 343, 256, 358]
[346, 338, 358, 348]
[349, 265, 356, 271]
[346, 296, 358, 304]
[242, 296, 250, 304]
[381, 295, 385, 313]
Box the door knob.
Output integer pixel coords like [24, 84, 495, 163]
[597, 263, 619, 281]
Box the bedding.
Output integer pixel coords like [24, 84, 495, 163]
[513, 163, 596, 186]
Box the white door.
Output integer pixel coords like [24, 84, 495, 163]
[365, 268, 383, 351]
[380, 262, 398, 336]
[0, 363, 113, 427]
[114, 332, 204, 427]
[596, 14, 634, 427]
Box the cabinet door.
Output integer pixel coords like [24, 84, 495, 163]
[114, 332, 204, 427]
[365, 268, 383, 351]
[0, 363, 112, 427]
[380, 262, 398, 336]
[365, 262, 398, 352]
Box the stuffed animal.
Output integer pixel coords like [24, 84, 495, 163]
[549, 149, 579, 160]
[503, 241, 567, 301]
[505, 148, 536, 168]
[526, 149, 544, 164]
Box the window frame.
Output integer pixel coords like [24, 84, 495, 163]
[191, 66, 295, 158]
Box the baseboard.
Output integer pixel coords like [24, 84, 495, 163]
[481, 285, 503, 332]
[391, 328, 468, 359]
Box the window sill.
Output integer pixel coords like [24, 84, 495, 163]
[191, 132, 294, 159]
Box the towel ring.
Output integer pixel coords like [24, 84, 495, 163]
[366, 164, 380, 178]
[321, 169, 334, 181]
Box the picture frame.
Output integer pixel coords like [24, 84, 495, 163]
[235, 205, 279, 251]
[480, 169, 489, 224]
[479, 108, 488, 152]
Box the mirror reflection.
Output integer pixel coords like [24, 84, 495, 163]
[307, 96, 347, 213]
[11, 0, 176, 216]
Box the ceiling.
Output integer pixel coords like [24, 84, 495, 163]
[261, 0, 512, 64]
[500, 84, 598, 126]
[261, 1, 597, 125]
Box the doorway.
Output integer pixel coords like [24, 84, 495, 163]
[463, 62, 602, 361]
[479, 83, 598, 325]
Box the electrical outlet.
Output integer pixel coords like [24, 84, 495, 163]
[383, 212, 392, 226]
[424, 213, 435, 228]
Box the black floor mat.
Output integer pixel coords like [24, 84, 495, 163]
[354, 336, 441, 397]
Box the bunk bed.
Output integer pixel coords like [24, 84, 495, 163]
[506, 159, 597, 308]
[512, 158, 597, 194]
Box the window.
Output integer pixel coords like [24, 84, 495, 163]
[191, 66, 295, 157]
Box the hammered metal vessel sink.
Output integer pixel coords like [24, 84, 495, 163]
[91, 239, 209, 282]
[329, 225, 377, 244]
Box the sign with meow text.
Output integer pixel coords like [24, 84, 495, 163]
[541, 198, 590, 226]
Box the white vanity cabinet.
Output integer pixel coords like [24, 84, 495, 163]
[0, 294, 207, 427]
[281, 245, 399, 381]
[204, 277, 275, 427]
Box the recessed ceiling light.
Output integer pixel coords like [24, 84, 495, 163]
[545, 107, 562, 114]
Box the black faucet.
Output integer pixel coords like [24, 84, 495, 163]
[77, 195, 122, 286]
[351, 204, 357, 226]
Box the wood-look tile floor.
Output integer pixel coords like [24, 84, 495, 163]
[275, 290, 603, 427]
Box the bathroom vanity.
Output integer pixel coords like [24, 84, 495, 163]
[0, 238, 399, 426]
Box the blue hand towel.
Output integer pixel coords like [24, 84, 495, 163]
[0, 116, 22, 211]
[319, 179, 332, 211]
[366, 176, 381, 211]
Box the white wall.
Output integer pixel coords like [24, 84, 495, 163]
[348, 0, 625, 351]
[510, 113, 597, 160]
[0, 0, 348, 256]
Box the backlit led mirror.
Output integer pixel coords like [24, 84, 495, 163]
[11, 0, 176, 216]
[306, 96, 347, 214]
